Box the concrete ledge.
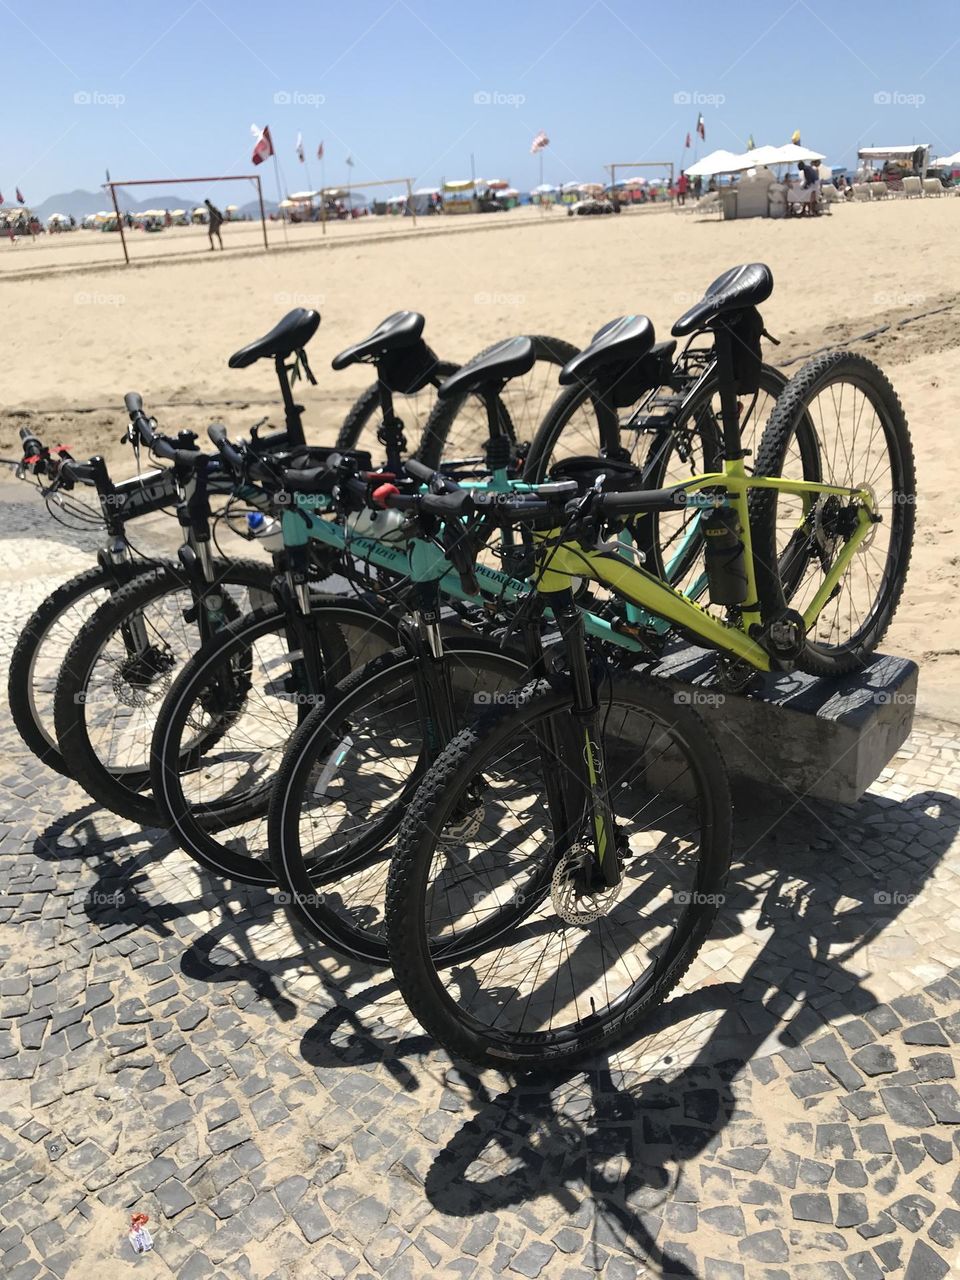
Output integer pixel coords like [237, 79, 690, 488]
[648, 646, 918, 804]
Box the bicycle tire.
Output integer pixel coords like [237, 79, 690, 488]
[8, 560, 148, 775]
[53, 559, 277, 827]
[151, 600, 399, 882]
[269, 641, 535, 962]
[751, 351, 915, 676]
[386, 673, 732, 1070]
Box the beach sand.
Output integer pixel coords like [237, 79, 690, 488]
[2, 198, 957, 715]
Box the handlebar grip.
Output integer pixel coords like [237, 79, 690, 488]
[19, 426, 44, 456]
[124, 391, 143, 416]
[207, 422, 244, 470]
[403, 457, 461, 494]
[420, 490, 474, 519]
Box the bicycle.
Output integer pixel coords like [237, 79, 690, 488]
[384, 264, 915, 1067]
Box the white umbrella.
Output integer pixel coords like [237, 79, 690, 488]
[684, 150, 743, 177]
[532, 183, 557, 192]
[768, 143, 825, 164]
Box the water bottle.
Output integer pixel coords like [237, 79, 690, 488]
[246, 511, 285, 552]
[702, 506, 747, 605]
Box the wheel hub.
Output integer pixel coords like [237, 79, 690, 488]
[438, 803, 484, 844]
[112, 646, 176, 708]
[550, 843, 622, 926]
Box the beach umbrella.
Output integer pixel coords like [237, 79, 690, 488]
[684, 149, 743, 177]
[443, 179, 474, 191]
[485, 178, 509, 189]
[532, 183, 557, 192]
[770, 143, 825, 164]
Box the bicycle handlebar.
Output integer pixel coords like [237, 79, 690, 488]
[125, 390, 204, 468]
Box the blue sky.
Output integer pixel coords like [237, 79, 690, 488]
[6, 0, 958, 203]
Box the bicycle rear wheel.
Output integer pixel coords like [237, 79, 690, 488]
[385, 674, 732, 1069]
[751, 351, 915, 675]
[269, 642, 535, 962]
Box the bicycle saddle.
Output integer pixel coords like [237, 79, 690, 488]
[228, 308, 320, 369]
[559, 315, 656, 385]
[671, 263, 773, 336]
[549, 454, 645, 494]
[437, 337, 535, 400]
[332, 311, 425, 369]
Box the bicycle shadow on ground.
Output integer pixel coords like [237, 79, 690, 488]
[31, 803, 301, 1022]
[421, 784, 960, 1277]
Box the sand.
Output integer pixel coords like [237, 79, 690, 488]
[2, 197, 957, 716]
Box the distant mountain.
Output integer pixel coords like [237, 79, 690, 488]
[28, 189, 282, 222]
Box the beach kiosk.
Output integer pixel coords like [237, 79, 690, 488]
[442, 179, 475, 214]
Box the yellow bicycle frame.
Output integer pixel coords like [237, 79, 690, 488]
[533, 459, 877, 672]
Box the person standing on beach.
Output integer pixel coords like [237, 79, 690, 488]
[676, 172, 689, 206]
[204, 199, 224, 250]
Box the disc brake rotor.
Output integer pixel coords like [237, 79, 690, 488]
[550, 843, 622, 926]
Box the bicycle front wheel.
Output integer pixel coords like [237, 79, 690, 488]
[386, 674, 732, 1070]
[8, 561, 146, 776]
[269, 642, 535, 963]
[53, 560, 276, 827]
[150, 600, 398, 883]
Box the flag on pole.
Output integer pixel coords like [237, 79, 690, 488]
[16, 187, 24, 204]
[530, 130, 549, 154]
[317, 140, 324, 160]
[250, 124, 274, 166]
[0, 191, 4, 205]
[696, 114, 705, 141]
[684, 132, 691, 149]
[747, 134, 756, 150]
[346, 155, 354, 167]
[791, 129, 801, 145]
[295, 133, 305, 163]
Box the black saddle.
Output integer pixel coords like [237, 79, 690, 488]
[559, 317, 674, 409]
[228, 308, 320, 369]
[559, 316, 656, 387]
[438, 337, 535, 400]
[332, 312, 425, 370]
[671, 263, 773, 336]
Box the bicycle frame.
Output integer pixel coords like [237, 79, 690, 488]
[533, 461, 877, 671]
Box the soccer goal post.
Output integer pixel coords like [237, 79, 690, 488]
[102, 173, 269, 265]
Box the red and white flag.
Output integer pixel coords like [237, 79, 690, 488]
[0, 191, 4, 205]
[696, 113, 705, 141]
[530, 130, 549, 154]
[16, 187, 24, 204]
[250, 125, 274, 166]
[295, 133, 305, 163]
[317, 140, 324, 160]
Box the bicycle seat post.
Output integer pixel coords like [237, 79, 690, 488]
[481, 386, 512, 489]
[712, 323, 746, 462]
[274, 354, 307, 449]
[376, 380, 407, 476]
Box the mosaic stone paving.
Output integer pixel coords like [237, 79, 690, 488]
[2, 498, 960, 1279]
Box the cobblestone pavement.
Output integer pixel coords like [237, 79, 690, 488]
[2, 499, 960, 1279]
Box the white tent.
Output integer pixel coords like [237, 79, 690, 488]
[532, 183, 558, 192]
[684, 150, 743, 177]
[934, 150, 960, 167]
[859, 145, 928, 160]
